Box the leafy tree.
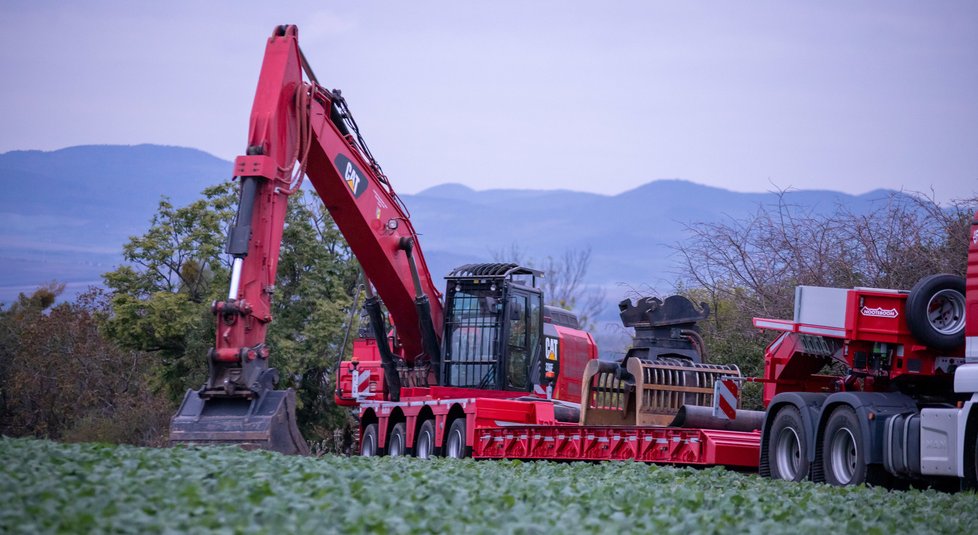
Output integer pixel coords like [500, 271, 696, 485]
[102, 182, 237, 400]
[266, 191, 360, 439]
[102, 182, 360, 442]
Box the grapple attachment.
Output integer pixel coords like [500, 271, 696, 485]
[169, 388, 309, 455]
[580, 357, 740, 426]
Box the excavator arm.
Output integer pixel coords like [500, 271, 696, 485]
[170, 25, 443, 453]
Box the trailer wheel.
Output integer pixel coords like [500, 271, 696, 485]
[822, 406, 881, 486]
[360, 423, 379, 457]
[767, 406, 809, 481]
[444, 418, 468, 459]
[906, 274, 966, 350]
[388, 423, 407, 457]
[415, 420, 436, 459]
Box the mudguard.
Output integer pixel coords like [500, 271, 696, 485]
[812, 391, 917, 480]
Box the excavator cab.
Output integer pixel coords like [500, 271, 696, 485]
[440, 264, 544, 392]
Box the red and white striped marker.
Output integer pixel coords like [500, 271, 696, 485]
[713, 378, 739, 420]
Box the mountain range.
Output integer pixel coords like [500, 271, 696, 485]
[0, 144, 904, 340]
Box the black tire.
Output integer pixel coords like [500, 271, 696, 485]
[388, 422, 407, 457]
[766, 406, 810, 482]
[822, 406, 882, 486]
[415, 420, 436, 459]
[360, 423, 379, 457]
[444, 418, 469, 459]
[906, 274, 966, 350]
[963, 416, 978, 491]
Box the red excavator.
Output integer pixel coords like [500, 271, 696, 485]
[168, 25, 607, 454]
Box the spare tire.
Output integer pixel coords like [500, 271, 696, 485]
[905, 274, 966, 350]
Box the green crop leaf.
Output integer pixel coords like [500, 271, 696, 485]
[0, 437, 976, 534]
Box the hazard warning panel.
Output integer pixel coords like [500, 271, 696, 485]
[712, 378, 739, 420]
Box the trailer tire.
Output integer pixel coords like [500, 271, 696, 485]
[444, 418, 469, 459]
[822, 406, 882, 486]
[387, 422, 407, 457]
[360, 424, 379, 457]
[906, 274, 966, 350]
[415, 420, 436, 459]
[767, 406, 810, 481]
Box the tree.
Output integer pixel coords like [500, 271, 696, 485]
[492, 245, 606, 328]
[676, 191, 975, 324]
[102, 182, 237, 401]
[265, 191, 360, 439]
[102, 183, 360, 443]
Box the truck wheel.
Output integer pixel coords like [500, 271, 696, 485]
[964, 417, 978, 491]
[767, 406, 809, 481]
[444, 418, 469, 459]
[360, 423, 379, 456]
[415, 420, 436, 459]
[822, 406, 881, 486]
[906, 274, 966, 350]
[388, 422, 407, 457]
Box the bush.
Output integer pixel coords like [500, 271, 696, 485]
[62, 395, 171, 447]
[0, 287, 172, 446]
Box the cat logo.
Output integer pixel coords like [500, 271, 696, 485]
[335, 153, 368, 198]
[544, 336, 560, 376]
[344, 162, 360, 192]
[546, 337, 559, 362]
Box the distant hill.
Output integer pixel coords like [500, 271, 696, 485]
[0, 144, 905, 341]
[402, 182, 902, 299]
[0, 145, 229, 299]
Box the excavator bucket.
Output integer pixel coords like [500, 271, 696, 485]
[579, 357, 740, 427]
[169, 388, 309, 455]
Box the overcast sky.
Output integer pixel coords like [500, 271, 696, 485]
[1, 1, 975, 201]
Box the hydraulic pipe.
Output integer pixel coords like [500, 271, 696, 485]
[363, 281, 402, 401]
[225, 173, 260, 300]
[680, 329, 708, 363]
[334, 272, 363, 397]
[228, 257, 244, 301]
[398, 237, 442, 378]
[398, 238, 424, 299]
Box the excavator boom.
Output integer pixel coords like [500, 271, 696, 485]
[170, 25, 443, 453]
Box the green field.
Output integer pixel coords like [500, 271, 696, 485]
[1, 437, 975, 534]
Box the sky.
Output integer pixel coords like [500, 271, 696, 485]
[1, 1, 976, 201]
